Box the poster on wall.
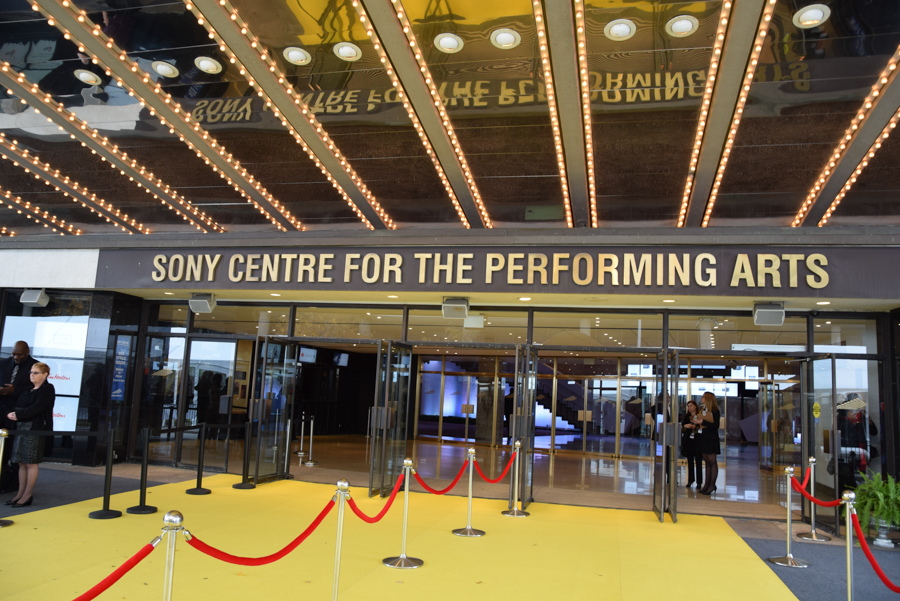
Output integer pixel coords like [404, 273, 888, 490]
[52, 396, 78, 432]
[1, 316, 90, 359]
[110, 337, 131, 402]
[40, 358, 83, 397]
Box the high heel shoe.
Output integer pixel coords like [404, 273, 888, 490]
[700, 486, 717, 496]
[11, 496, 32, 507]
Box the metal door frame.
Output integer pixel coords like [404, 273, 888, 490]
[652, 349, 678, 523]
[369, 340, 414, 497]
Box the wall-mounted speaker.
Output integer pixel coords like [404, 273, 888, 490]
[20, 289, 49, 308]
[441, 298, 469, 319]
[753, 302, 784, 326]
[189, 293, 217, 314]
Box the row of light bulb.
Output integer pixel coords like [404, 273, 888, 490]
[700, 0, 777, 227]
[0, 186, 80, 235]
[40, 1, 302, 233]
[187, 0, 396, 230]
[677, 1, 732, 227]
[574, 0, 598, 227]
[0, 226, 14, 237]
[533, 0, 574, 228]
[0, 133, 148, 234]
[793, 44, 900, 227]
[1, 61, 220, 233]
[380, 0, 493, 228]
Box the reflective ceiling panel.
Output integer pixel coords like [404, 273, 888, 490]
[710, 0, 900, 226]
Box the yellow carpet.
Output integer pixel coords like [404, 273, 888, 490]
[0, 475, 796, 601]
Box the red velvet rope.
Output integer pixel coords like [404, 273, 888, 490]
[800, 466, 811, 489]
[413, 461, 468, 495]
[185, 499, 335, 566]
[474, 451, 517, 484]
[72, 543, 155, 601]
[852, 513, 900, 593]
[346, 473, 405, 523]
[791, 477, 843, 507]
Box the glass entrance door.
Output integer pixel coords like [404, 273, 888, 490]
[183, 339, 238, 472]
[802, 355, 839, 530]
[250, 337, 296, 484]
[369, 341, 413, 497]
[652, 349, 678, 523]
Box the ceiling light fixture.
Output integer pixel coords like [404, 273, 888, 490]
[333, 42, 362, 61]
[677, 0, 734, 226]
[665, 15, 699, 38]
[354, 0, 491, 228]
[152, 61, 179, 78]
[434, 33, 463, 53]
[74, 69, 102, 85]
[490, 28, 521, 49]
[794, 44, 900, 226]
[816, 301, 831, 305]
[574, 0, 598, 227]
[792, 4, 830, 29]
[700, 0, 777, 227]
[663, 299, 676, 303]
[519, 297, 532, 301]
[604, 19, 636, 41]
[532, 0, 574, 227]
[282, 47, 311, 66]
[194, 56, 223, 73]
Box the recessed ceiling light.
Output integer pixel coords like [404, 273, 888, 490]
[388, 295, 398, 298]
[152, 61, 179, 78]
[816, 301, 831, 305]
[519, 297, 532, 301]
[271, 293, 281, 297]
[604, 19, 636, 41]
[491, 28, 521, 49]
[826, 321, 832, 324]
[434, 33, 464, 53]
[665, 15, 699, 38]
[283, 47, 312, 66]
[662, 299, 676, 303]
[164, 292, 173, 295]
[74, 69, 102, 86]
[195, 56, 223, 74]
[333, 42, 362, 62]
[793, 4, 830, 29]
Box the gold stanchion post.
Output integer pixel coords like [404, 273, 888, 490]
[798, 456, 831, 542]
[383, 458, 423, 568]
[161, 511, 183, 601]
[502, 440, 529, 517]
[767, 467, 810, 568]
[453, 448, 485, 537]
[332, 480, 349, 601]
[0, 430, 12, 529]
[843, 490, 855, 601]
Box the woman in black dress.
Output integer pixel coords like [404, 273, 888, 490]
[698, 391, 721, 496]
[681, 400, 703, 489]
[5, 362, 55, 507]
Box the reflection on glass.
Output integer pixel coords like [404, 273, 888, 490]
[814, 319, 878, 354]
[147, 304, 188, 334]
[181, 340, 237, 472]
[533, 313, 662, 347]
[294, 307, 402, 340]
[668, 315, 806, 351]
[408, 310, 527, 345]
[141, 336, 185, 463]
[193, 305, 288, 336]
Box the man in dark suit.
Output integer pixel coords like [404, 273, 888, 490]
[0, 341, 38, 491]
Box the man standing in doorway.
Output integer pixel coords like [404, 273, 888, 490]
[0, 341, 38, 492]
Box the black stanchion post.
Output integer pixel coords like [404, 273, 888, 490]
[187, 423, 211, 495]
[127, 427, 157, 514]
[90, 424, 122, 519]
[0, 429, 13, 528]
[233, 421, 255, 490]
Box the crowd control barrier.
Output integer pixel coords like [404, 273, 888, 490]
[796, 456, 831, 542]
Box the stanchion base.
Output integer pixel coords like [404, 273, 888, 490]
[186, 487, 211, 496]
[383, 554, 423, 569]
[501, 509, 530, 517]
[294, 451, 307, 457]
[0, 519, 13, 528]
[89, 509, 122, 520]
[304, 460, 319, 467]
[797, 530, 831, 542]
[126, 505, 157, 515]
[767, 555, 810, 568]
[232, 482, 256, 490]
[452, 526, 485, 537]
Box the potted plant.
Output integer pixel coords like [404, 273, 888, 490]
[853, 472, 900, 548]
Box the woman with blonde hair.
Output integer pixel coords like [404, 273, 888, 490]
[697, 391, 721, 496]
[5, 362, 55, 507]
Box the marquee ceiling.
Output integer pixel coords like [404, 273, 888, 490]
[0, 0, 897, 238]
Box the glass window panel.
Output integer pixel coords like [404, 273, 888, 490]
[407, 310, 527, 345]
[532, 312, 662, 348]
[192, 305, 288, 336]
[835, 360, 883, 482]
[554, 356, 618, 376]
[813, 318, 878, 354]
[619, 359, 657, 458]
[293, 307, 402, 339]
[147, 304, 188, 333]
[668, 314, 807, 351]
